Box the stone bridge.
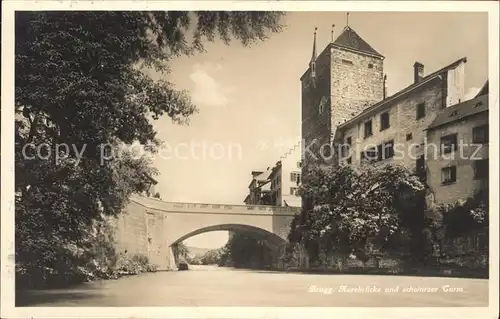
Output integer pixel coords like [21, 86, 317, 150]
[112, 195, 301, 270]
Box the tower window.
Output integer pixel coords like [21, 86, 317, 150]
[368, 63, 374, 69]
[342, 59, 353, 65]
[406, 133, 413, 141]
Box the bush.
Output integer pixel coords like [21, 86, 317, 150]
[113, 253, 155, 276]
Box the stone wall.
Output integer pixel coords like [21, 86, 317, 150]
[301, 46, 332, 168]
[330, 46, 384, 138]
[301, 44, 384, 171]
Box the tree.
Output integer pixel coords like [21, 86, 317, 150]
[15, 11, 284, 286]
[176, 242, 190, 261]
[295, 164, 426, 268]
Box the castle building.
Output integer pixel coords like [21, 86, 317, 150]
[301, 24, 488, 205]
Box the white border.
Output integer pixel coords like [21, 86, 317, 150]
[2, 1, 499, 318]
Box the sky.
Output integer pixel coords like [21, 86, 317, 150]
[148, 12, 488, 249]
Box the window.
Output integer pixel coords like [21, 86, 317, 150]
[473, 125, 489, 143]
[345, 136, 352, 146]
[290, 187, 299, 196]
[474, 159, 489, 180]
[346, 157, 352, 164]
[440, 134, 458, 154]
[441, 166, 457, 185]
[384, 140, 394, 159]
[406, 133, 413, 141]
[342, 59, 353, 65]
[368, 63, 374, 69]
[318, 96, 327, 115]
[416, 102, 426, 119]
[380, 112, 390, 131]
[416, 155, 425, 175]
[364, 120, 373, 138]
[341, 136, 352, 158]
[290, 172, 301, 184]
[362, 147, 377, 162]
[297, 161, 302, 168]
[376, 140, 394, 161]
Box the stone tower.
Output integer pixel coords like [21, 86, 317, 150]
[301, 25, 385, 169]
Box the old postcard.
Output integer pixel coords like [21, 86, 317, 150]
[1, 1, 498, 318]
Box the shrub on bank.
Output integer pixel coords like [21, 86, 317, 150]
[114, 253, 157, 276]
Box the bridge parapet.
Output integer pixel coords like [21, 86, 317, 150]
[130, 195, 301, 216]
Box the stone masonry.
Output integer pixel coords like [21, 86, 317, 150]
[112, 195, 300, 270]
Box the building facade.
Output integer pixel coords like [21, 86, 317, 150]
[425, 87, 489, 204]
[243, 169, 273, 205]
[244, 144, 302, 207]
[301, 24, 488, 205]
[268, 143, 302, 207]
[334, 58, 467, 171]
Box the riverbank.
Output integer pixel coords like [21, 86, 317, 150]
[284, 266, 488, 279]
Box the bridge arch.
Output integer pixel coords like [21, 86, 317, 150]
[170, 223, 287, 249]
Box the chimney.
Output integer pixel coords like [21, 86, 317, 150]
[413, 62, 424, 83]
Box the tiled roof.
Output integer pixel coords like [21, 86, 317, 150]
[333, 26, 383, 58]
[427, 93, 488, 130]
[337, 57, 468, 130]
